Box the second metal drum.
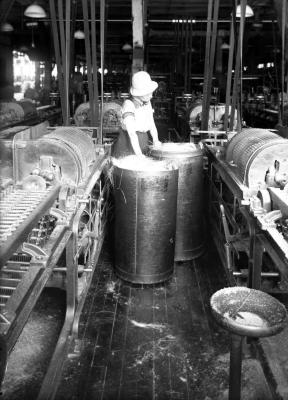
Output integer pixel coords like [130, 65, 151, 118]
[151, 142, 204, 261]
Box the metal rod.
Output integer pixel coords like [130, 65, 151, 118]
[184, 18, 189, 92]
[49, 0, 66, 123]
[231, 0, 247, 133]
[58, 0, 69, 124]
[99, 0, 105, 145]
[65, 0, 71, 125]
[280, 0, 286, 124]
[233, 271, 280, 277]
[188, 16, 193, 93]
[201, 0, 213, 131]
[82, 0, 94, 126]
[202, 0, 219, 133]
[34, 18, 278, 24]
[91, 0, 99, 133]
[224, 17, 235, 132]
[229, 334, 243, 400]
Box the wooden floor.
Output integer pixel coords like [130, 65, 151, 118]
[52, 240, 272, 400]
[1, 236, 276, 399]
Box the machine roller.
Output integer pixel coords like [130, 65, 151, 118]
[205, 127, 288, 291]
[226, 128, 288, 191]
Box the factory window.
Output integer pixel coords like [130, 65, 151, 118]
[13, 51, 36, 101]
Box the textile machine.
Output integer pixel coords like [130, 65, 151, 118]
[205, 127, 288, 292]
[0, 124, 110, 396]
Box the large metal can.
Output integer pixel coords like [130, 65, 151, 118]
[112, 156, 178, 284]
[150, 142, 204, 261]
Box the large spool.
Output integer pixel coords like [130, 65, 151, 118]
[18, 127, 96, 185]
[226, 128, 288, 189]
[112, 156, 178, 284]
[150, 143, 204, 261]
[17, 99, 37, 117]
[188, 103, 238, 131]
[74, 101, 121, 131]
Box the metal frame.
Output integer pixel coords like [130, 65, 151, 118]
[0, 148, 110, 398]
[206, 146, 288, 291]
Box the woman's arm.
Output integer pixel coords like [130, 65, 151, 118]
[124, 115, 145, 156]
[149, 104, 161, 147]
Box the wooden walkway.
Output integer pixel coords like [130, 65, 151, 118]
[53, 241, 272, 400]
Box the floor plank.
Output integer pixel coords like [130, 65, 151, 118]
[54, 240, 273, 400]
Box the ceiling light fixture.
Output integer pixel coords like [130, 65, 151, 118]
[1, 22, 14, 32]
[122, 43, 132, 51]
[74, 30, 85, 39]
[24, 3, 47, 18]
[252, 21, 263, 28]
[236, 4, 254, 18]
[221, 42, 230, 50]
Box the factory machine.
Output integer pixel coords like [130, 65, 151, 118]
[74, 100, 122, 136]
[205, 128, 288, 293]
[0, 125, 111, 395]
[0, 100, 62, 131]
[175, 95, 238, 141]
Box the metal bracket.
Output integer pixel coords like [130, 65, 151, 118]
[22, 242, 48, 259]
[258, 209, 283, 230]
[50, 207, 68, 224]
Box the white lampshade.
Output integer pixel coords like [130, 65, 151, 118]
[74, 30, 85, 39]
[1, 22, 14, 32]
[221, 42, 230, 50]
[236, 4, 254, 18]
[122, 43, 132, 51]
[24, 3, 47, 18]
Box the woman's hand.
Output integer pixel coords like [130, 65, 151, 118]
[153, 140, 162, 148]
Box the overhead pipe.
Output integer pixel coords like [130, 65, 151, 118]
[35, 18, 278, 24]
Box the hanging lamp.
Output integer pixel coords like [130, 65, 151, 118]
[122, 43, 133, 51]
[221, 42, 230, 50]
[24, 3, 47, 18]
[236, 4, 254, 18]
[74, 30, 85, 39]
[1, 22, 14, 32]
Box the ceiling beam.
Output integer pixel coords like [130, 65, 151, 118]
[0, 0, 16, 25]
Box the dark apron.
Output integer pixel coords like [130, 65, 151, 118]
[111, 128, 152, 158]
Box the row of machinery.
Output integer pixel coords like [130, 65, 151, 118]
[204, 127, 288, 292]
[0, 123, 111, 397]
[0, 113, 288, 397]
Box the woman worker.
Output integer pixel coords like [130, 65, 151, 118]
[112, 71, 162, 158]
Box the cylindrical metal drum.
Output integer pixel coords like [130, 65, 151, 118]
[21, 127, 96, 185]
[226, 128, 288, 189]
[187, 103, 238, 131]
[226, 128, 277, 164]
[112, 156, 178, 284]
[17, 99, 37, 117]
[150, 142, 204, 261]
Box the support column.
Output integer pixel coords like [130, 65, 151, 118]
[132, 0, 145, 74]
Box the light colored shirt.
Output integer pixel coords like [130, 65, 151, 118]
[121, 98, 155, 132]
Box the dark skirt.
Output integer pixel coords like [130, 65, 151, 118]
[111, 129, 151, 158]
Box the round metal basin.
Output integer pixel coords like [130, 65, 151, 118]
[210, 287, 287, 337]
